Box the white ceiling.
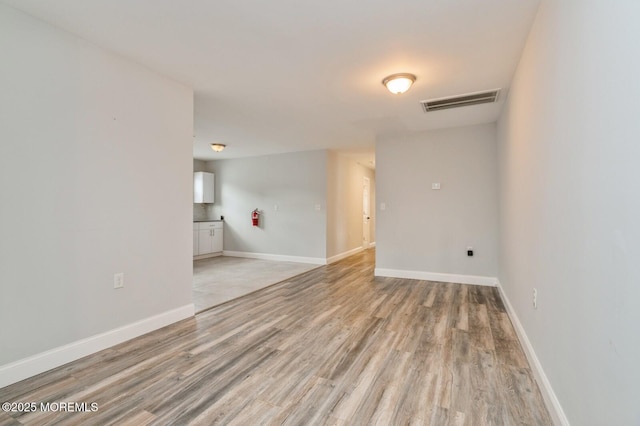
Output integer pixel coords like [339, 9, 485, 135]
[4, 0, 539, 162]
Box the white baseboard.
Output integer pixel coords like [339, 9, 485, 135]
[327, 247, 364, 264]
[0, 304, 195, 389]
[496, 280, 569, 426]
[193, 252, 222, 260]
[374, 268, 497, 287]
[223, 251, 326, 265]
[368, 242, 376, 248]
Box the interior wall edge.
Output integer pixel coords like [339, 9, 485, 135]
[327, 246, 364, 264]
[222, 251, 327, 265]
[0, 304, 195, 389]
[496, 280, 570, 426]
[374, 268, 497, 287]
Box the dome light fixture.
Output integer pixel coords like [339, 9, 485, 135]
[382, 73, 416, 94]
[210, 143, 226, 152]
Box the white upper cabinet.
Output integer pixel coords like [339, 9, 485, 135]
[194, 172, 215, 203]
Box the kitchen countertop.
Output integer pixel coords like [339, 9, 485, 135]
[194, 219, 224, 223]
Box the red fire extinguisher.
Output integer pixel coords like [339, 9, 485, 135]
[251, 209, 260, 227]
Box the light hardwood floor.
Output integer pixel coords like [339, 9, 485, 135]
[0, 249, 552, 425]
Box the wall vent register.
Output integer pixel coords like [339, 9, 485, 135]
[421, 89, 500, 112]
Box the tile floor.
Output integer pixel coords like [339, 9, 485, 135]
[192, 256, 319, 312]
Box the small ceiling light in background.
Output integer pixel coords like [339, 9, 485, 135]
[210, 143, 226, 152]
[382, 73, 416, 94]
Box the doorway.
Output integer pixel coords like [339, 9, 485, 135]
[363, 176, 371, 249]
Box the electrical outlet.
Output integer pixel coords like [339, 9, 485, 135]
[380, 202, 386, 211]
[314, 204, 321, 211]
[274, 204, 279, 211]
[114, 273, 124, 289]
[467, 246, 473, 256]
[533, 288, 538, 309]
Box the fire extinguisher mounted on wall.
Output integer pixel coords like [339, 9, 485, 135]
[251, 209, 260, 227]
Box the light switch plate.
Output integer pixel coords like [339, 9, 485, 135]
[432, 183, 441, 190]
[114, 273, 124, 289]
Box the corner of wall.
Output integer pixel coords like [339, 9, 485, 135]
[495, 280, 570, 426]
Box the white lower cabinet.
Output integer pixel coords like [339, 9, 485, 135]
[195, 222, 223, 256]
[212, 225, 223, 253]
[193, 224, 199, 256]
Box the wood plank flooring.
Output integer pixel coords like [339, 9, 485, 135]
[0, 249, 552, 425]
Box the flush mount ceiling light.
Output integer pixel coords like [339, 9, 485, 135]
[210, 143, 226, 152]
[382, 73, 416, 94]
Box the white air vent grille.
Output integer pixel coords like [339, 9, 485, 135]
[421, 89, 500, 112]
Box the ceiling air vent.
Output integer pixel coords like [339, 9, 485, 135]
[421, 89, 501, 113]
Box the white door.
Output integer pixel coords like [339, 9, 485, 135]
[363, 177, 371, 248]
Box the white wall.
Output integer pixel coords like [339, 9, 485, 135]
[497, 1, 640, 424]
[207, 151, 327, 261]
[376, 124, 498, 283]
[326, 152, 376, 259]
[0, 4, 194, 380]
